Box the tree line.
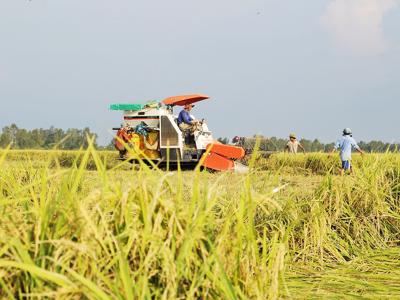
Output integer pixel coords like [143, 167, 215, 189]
[0, 124, 398, 152]
[0, 124, 102, 150]
[217, 135, 400, 153]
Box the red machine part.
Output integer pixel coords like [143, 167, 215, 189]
[162, 94, 209, 106]
[201, 152, 235, 171]
[206, 143, 245, 159]
[201, 143, 246, 171]
[115, 128, 132, 151]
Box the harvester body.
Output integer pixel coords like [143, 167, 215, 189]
[112, 94, 245, 171]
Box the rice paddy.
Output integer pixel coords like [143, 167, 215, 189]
[1, 146, 400, 299]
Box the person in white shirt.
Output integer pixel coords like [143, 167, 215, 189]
[285, 133, 305, 154]
[331, 128, 364, 175]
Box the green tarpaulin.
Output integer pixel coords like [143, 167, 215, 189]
[110, 104, 143, 111]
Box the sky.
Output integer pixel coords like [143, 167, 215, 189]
[0, 0, 399, 145]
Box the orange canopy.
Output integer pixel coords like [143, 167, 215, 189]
[162, 94, 210, 106]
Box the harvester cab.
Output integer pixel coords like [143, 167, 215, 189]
[111, 94, 246, 171]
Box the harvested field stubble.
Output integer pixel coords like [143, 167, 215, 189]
[1, 148, 400, 298]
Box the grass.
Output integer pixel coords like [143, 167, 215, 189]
[0, 149, 117, 170]
[1, 146, 400, 299]
[285, 248, 400, 298]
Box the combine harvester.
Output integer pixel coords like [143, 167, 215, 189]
[111, 94, 246, 172]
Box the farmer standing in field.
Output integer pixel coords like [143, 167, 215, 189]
[285, 133, 305, 154]
[331, 128, 364, 175]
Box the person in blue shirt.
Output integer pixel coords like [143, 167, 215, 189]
[177, 103, 200, 133]
[331, 128, 364, 175]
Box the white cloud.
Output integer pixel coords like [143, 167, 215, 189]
[322, 0, 398, 55]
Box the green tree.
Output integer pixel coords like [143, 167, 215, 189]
[0, 124, 18, 148]
[16, 128, 36, 149]
[30, 129, 46, 148]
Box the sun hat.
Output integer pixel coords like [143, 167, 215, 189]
[343, 128, 352, 135]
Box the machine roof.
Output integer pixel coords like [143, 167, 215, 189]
[162, 94, 210, 106]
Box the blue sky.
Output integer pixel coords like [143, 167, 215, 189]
[0, 0, 399, 145]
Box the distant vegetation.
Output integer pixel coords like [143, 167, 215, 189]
[0, 124, 105, 150]
[218, 135, 400, 153]
[0, 124, 398, 152]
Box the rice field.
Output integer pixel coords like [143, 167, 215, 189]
[1, 145, 400, 299]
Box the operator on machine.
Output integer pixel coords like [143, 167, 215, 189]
[177, 103, 201, 133]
